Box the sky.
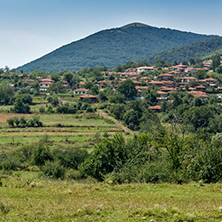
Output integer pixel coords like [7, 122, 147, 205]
[1, 0, 222, 69]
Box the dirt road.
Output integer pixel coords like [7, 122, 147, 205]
[97, 110, 134, 135]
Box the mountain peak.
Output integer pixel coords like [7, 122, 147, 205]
[120, 22, 150, 29]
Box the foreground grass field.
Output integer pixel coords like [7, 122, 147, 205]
[0, 172, 222, 221]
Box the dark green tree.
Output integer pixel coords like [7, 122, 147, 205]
[12, 98, 30, 114]
[212, 54, 221, 71]
[0, 84, 14, 105]
[118, 79, 137, 99]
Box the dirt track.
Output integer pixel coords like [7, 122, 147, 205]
[97, 110, 134, 135]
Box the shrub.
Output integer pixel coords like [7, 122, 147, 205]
[188, 144, 222, 183]
[7, 118, 14, 127]
[39, 106, 45, 113]
[52, 148, 89, 169]
[0, 154, 22, 171]
[80, 134, 127, 181]
[65, 169, 82, 180]
[42, 161, 66, 179]
[32, 144, 52, 166]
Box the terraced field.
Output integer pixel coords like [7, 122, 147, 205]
[0, 112, 124, 151]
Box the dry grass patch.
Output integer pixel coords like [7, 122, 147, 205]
[0, 113, 33, 124]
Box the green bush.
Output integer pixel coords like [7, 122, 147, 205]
[32, 144, 52, 166]
[65, 169, 82, 180]
[188, 144, 222, 183]
[42, 161, 66, 179]
[52, 148, 89, 169]
[0, 154, 22, 171]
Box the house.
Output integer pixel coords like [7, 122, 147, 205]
[132, 80, 142, 86]
[79, 94, 98, 102]
[177, 77, 197, 83]
[148, 80, 164, 86]
[158, 73, 174, 81]
[72, 88, 89, 95]
[135, 86, 148, 90]
[203, 61, 212, 68]
[159, 87, 176, 93]
[157, 91, 168, 102]
[124, 72, 139, 78]
[170, 65, 187, 72]
[40, 78, 53, 83]
[196, 85, 206, 91]
[148, 105, 161, 112]
[136, 66, 156, 73]
[97, 80, 112, 88]
[40, 82, 52, 91]
[188, 91, 209, 99]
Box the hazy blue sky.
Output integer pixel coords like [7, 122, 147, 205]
[1, 0, 222, 68]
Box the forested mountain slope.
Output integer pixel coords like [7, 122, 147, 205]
[17, 23, 217, 73]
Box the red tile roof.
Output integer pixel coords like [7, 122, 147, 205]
[149, 105, 161, 110]
[74, 88, 89, 92]
[79, 94, 98, 99]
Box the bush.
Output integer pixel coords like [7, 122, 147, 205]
[7, 116, 43, 128]
[188, 144, 222, 183]
[42, 161, 66, 179]
[32, 144, 52, 166]
[0, 154, 22, 171]
[65, 169, 82, 180]
[7, 118, 14, 127]
[80, 134, 127, 181]
[52, 148, 89, 169]
[39, 106, 45, 113]
[12, 98, 30, 114]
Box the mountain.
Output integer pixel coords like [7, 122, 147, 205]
[17, 23, 218, 73]
[143, 37, 222, 64]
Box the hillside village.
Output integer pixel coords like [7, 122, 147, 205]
[2, 58, 222, 112]
[1, 55, 222, 185]
[3, 0, 222, 220]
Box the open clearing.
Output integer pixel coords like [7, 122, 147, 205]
[0, 173, 222, 221]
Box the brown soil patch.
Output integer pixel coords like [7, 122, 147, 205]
[0, 113, 33, 124]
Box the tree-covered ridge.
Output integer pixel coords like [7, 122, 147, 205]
[143, 37, 222, 64]
[17, 24, 217, 73]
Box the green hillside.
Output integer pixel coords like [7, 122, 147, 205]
[143, 37, 222, 64]
[17, 23, 217, 73]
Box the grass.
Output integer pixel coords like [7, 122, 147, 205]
[0, 173, 222, 221]
[0, 112, 121, 151]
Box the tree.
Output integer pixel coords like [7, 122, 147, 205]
[0, 84, 14, 105]
[155, 58, 165, 68]
[63, 72, 74, 85]
[183, 106, 213, 130]
[216, 65, 222, 74]
[12, 98, 30, 114]
[49, 82, 63, 94]
[51, 73, 60, 82]
[47, 95, 59, 107]
[98, 91, 108, 102]
[80, 134, 127, 180]
[110, 104, 125, 120]
[123, 109, 141, 130]
[144, 89, 158, 106]
[212, 54, 221, 71]
[118, 79, 137, 99]
[82, 81, 93, 90]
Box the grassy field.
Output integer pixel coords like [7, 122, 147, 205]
[0, 112, 123, 152]
[0, 172, 222, 221]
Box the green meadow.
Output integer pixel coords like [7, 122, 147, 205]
[0, 172, 222, 221]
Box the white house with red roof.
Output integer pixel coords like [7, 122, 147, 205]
[72, 88, 89, 95]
